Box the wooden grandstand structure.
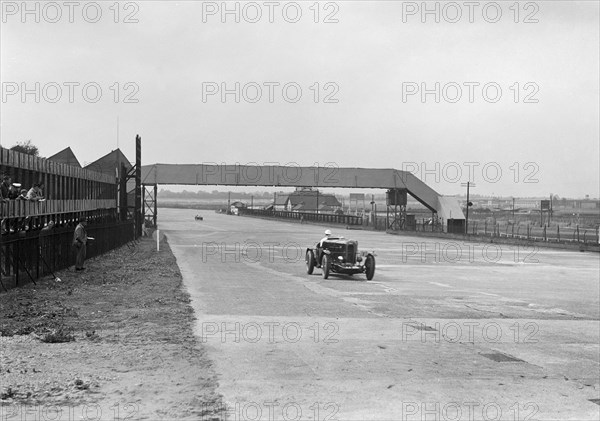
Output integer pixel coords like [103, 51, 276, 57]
[1, 137, 143, 288]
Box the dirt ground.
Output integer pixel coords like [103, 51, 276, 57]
[0, 237, 223, 420]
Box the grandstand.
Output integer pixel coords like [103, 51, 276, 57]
[0, 139, 142, 289]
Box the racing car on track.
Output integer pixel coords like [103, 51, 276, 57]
[195, 215, 203, 221]
[306, 234, 376, 280]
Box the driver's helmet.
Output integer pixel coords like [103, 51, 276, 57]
[324, 229, 332, 236]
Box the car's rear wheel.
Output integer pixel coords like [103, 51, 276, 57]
[322, 254, 331, 279]
[365, 255, 375, 280]
[306, 250, 315, 274]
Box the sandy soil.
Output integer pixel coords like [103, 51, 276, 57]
[0, 237, 223, 420]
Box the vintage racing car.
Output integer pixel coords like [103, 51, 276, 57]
[195, 215, 203, 221]
[306, 236, 375, 280]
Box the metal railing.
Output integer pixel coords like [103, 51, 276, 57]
[468, 221, 600, 245]
[241, 209, 363, 226]
[1, 220, 134, 289]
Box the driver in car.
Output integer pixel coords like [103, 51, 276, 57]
[316, 229, 333, 262]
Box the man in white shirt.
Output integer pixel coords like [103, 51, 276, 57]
[319, 229, 333, 247]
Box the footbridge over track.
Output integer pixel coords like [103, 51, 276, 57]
[140, 164, 465, 231]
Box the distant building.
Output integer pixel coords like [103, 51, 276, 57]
[85, 148, 134, 207]
[272, 194, 289, 211]
[84, 149, 132, 179]
[273, 188, 341, 213]
[230, 201, 246, 215]
[47, 147, 82, 168]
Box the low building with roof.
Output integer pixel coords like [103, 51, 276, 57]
[272, 188, 341, 213]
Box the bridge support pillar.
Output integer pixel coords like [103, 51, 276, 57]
[386, 189, 407, 230]
[143, 184, 158, 228]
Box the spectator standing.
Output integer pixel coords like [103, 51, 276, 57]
[1, 175, 12, 201]
[72, 217, 88, 271]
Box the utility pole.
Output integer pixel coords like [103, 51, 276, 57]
[461, 182, 475, 235]
[370, 194, 375, 227]
[227, 191, 231, 214]
[251, 195, 254, 210]
[549, 193, 553, 225]
[316, 189, 319, 215]
[512, 197, 515, 221]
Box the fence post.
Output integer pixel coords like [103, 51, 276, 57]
[484, 220, 487, 236]
[543, 225, 547, 241]
[576, 225, 579, 242]
[557, 225, 560, 242]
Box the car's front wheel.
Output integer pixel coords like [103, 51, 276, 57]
[365, 255, 375, 281]
[306, 250, 316, 274]
[322, 254, 331, 279]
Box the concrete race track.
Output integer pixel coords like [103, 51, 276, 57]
[159, 208, 600, 420]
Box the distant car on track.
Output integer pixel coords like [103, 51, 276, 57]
[195, 215, 203, 221]
[306, 236, 376, 280]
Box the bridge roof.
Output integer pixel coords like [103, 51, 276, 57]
[141, 163, 464, 221]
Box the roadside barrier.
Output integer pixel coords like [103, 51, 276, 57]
[0, 220, 134, 290]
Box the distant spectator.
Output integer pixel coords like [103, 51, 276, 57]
[1, 175, 12, 201]
[16, 189, 28, 200]
[26, 182, 45, 201]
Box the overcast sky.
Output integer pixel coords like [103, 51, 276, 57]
[1, 0, 598, 198]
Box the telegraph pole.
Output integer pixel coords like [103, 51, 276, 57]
[549, 193, 553, 224]
[461, 182, 476, 235]
[512, 197, 515, 221]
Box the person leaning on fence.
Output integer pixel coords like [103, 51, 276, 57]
[26, 182, 45, 201]
[72, 217, 89, 271]
[9, 183, 20, 199]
